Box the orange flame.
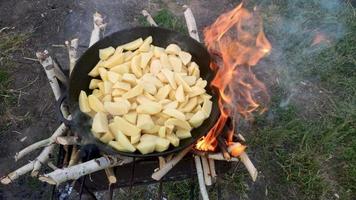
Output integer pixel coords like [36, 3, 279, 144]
[311, 32, 330, 46]
[196, 3, 270, 153]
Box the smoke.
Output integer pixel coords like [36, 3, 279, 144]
[244, 0, 348, 110]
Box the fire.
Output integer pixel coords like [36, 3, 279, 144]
[196, 3, 271, 155]
[311, 32, 330, 46]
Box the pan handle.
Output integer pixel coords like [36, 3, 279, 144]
[56, 93, 73, 126]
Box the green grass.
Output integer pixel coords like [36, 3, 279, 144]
[138, 9, 188, 34]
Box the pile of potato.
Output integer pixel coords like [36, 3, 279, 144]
[78, 36, 212, 154]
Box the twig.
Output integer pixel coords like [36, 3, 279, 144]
[89, 12, 106, 47]
[39, 155, 132, 185]
[22, 57, 39, 62]
[151, 145, 193, 180]
[194, 156, 209, 200]
[47, 162, 59, 170]
[31, 144, 55, 177]
[183, 5, 200, 42]
[201, 156, 212, 186]
[65, 38, 79, 74]
[240, 152, 257, 181]
[141, 10, 158, 26]
[158, 156, 166, 169]
[15, 123, 68, 161]
[1, 162, 34, 184]
[207, 153, 239, 162]
[52, 44, 66, 48]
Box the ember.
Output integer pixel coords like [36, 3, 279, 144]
[196, 3, 271, 154]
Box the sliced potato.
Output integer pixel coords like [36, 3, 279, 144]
[123, 111, 137, 124]
[142, 74, 163, 88]
[104, 100, 130, 115]
[136, 140, 155, 154]
[140, 51, 153, 69]
[175, 129, 192, 139]
[107, 71, 121, 83]
[122, 84, 144, 99]
[155, 137, 170, 152]
[140, 81, 157, 95]
[110, 116, 141, 136]
[165, 44, 181, 55]
[102, 94, 112, 102]
[155, 84, 171, 100]
[92, 112, 108, 133]
[103, 81, 113, 94]
[164, 101, 178, 109]
[189, 110, 206, 128]
[112, 89, 126, 97]
[174, 73, 192, 92]
[140, 134, 158, 142]
[122, 73, 137, 85]
[137, 114, 155, 130]
[99, 131, 115, 143]
[166, 133, 180, 147]
[113, 130, 136, 152]
[159, 53, 171, 69]
[188, 86, 206, 97]
[89, 79, 101, 89]
[92, 89, 104, 99]
[175, 85, 185, 102]
[163, 108, 186, 121]
[99, 67, 108, 81]
[142, 125, 160, 134]
[182, 75, 196, 86]
[178, 51, 192, 65]
[131, 55, 143, 78]
[165, 118, 192, 130]
[196, 78, 208, 88]
[79, 90, 91, 113]
[110, 62, 130, 74]
[181, 97, 198, 112]
[122, 38, 143, 50]
[153, 46, 165, 57]
[202, 98, 213, 117]
[150, 59, 162, 75]
[131, 134, 141, 144]
[88, 61, 103, 77]
[138, 36, 153, 52]
[88, 94, 105, 112]
[168, 55, 182, 72]
[112, 81, 131, 91]
[99, 46, 115, 60]
[136, 102, 162, 114]
[158, 126, 166, 138]
[102, 52, 125, 68]
[108, 141, 127, 152]
[161, 69, 177, 89]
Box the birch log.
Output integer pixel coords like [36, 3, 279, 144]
[1, 162, 34, 184]
[240, 152, 258, 181]
[65, 38, 79, 74]
[208, 158, 217, 182]
[183, 5, 200, 42]
[201, 156, 212, 186]
[89, 12, 106, 47]
[194, 156, 209, 200]
[151, 145, 193, 180]
[141, 10, 158, 26]
[39, 155, 132, 185]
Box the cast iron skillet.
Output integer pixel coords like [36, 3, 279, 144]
[61, 27, 220, 158]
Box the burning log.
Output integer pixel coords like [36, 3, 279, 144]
[217, 136, 231, 160]
[151, 145, 193, 180]
[141, 10, 158, 27]
[39, 155, 132, 185]
[194, 156, 209, 200]
[89, 12, 106, 47]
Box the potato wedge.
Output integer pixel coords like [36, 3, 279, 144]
[153, 46, 165, 58]
[122, 38, 143, 50]
[160, 53, 171, 69]
[103, 81, 113, 94]
[112, 81, 131, 91]
[98, 67, 108, 81]
[110, 62, 130, 74]
[138, 36, 153, 52]
[165, 44, 181, 55]
[88, 61, 103, 77]
[89, 79, 101, 89]
[202, 98, 213, 117]
[88, 94, 105, 112]
[158, 126, 166, 138]
[174, 73, 192, 92]
[114, 130, 136, 152]
[122, 73, 137, 85]
[110, 116, 141, 136]
[137, 114, 155, 130]
[141, 125, 160, 134]
[104, 100, 130, 115]
[107, 71, 121, 83]
[155, 137, 170, 152]
[122, 84, 144, 99]
[189, 110, 206, 128]
[180, 97, 198, 112]
[131, 55, 143, 78]
[166, 133, 180, 147]
[131, 134, 141, 144]
[175, 85, 185, 102]
[79, 90, 91, 113]
[136, 101, 162, 114]
[102, 52, 125, 68]
[164, 118, 192, 130]
[136, 140, 155, 154]
[164, 101, 178, 109]
[99, 131, 115, 143]
[112, 89, 126, 97]
[108, 141, 127, 152]
[178, 51, 192, 65]
[140, 51, 153, 69]
[150, 59, 162, 75]
[123, 111, 138, 124]
[92, 112, 108, 133]
[168, 55, 182, 72]
[155, 84, 171, 100]
[163, 108, 186, 121]
[175, 129, 192, 139]
[161, 69, 177, 89]
[99, 46, 115, 60]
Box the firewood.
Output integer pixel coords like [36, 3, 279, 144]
[89, 12, 106, 47]
[55, 136, 80, 146]
[151, 145, 193, 180]
[208, 158, 217, 182]
[141, 10, 158, 27]
[207, 153, 239, 162]
[68, 147, 81, 167]
[105, 167, 117, 184]
[201, 156, 212, 186]
[194, 156, 209, 200]
[39, 155, 132, 185]
[65, 38, 79, 73]
[183, 5, 200, 42]
[239, 152, 257, 181]
[158, 156, 166, 169]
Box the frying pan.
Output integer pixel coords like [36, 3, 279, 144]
[59, 27, 220, 158]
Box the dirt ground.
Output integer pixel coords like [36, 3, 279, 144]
[0, 0, 240, 199]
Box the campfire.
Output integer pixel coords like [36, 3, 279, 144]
[1, 3, 271, 200]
